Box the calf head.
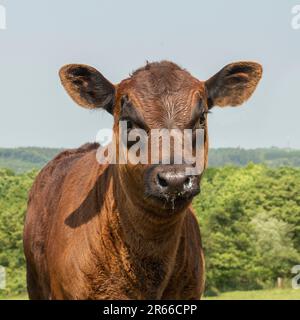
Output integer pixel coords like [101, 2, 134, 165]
[59, 61, 262, 215]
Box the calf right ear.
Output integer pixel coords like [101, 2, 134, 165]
[59, 64, 115, 114]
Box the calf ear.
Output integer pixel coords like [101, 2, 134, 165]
[205, 61, 262, 109]
[59, 64, 115, 114]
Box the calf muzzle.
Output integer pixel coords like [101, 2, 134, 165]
[145, 165, 200, 210]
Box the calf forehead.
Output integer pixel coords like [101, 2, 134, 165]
[121, 62, 203, 128]
[141, 92, 194, 128]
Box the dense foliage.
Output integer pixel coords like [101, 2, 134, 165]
[0, 169, 38, 296]
[0, 164, 299, 297]
[194, 165, 300, 295]
[1, 147, 300, 173]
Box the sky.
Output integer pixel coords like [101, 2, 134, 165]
[0, 0, 299, 149]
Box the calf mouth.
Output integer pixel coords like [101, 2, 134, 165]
[144, 188, 200, 212]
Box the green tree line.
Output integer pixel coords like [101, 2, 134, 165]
[1, 147, 300, 173]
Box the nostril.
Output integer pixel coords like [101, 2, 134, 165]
[184, 177, 193, 189]
[157, 173, 168, 188]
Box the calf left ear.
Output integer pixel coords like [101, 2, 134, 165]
[205, 61, 263, 109]
[59, 64, 115, 114]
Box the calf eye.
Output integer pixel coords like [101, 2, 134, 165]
[193, 114, 206, 130]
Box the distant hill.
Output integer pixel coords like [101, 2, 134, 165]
[0, 146, 300, 173]
[208, 148, 300, 167]
[0, 147, 62, 173]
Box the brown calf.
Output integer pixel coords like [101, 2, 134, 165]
[23, 60, 262, 299]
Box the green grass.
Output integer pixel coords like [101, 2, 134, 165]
[1, 289, 300, 300]
[204, 289, 300, 300]
[0, 293, 28, 300]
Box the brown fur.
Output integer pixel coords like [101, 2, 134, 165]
[23, 60, 262, 300]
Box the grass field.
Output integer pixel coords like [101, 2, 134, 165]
[0, 293, 28, 300]
[204, 289, 300, 300]
[1, 289, 300, 300]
